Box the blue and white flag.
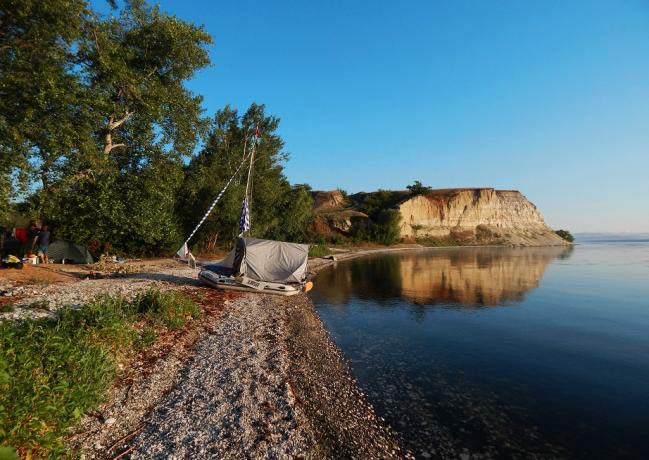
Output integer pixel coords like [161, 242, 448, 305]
[238, 196, 250, 235]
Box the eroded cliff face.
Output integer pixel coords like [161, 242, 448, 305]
[312, 190, 368, 235]
[398, 188, 567, 246]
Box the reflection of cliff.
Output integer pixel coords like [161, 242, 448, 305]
[399, 247, 571, 306]
[313, 247, 572, 307]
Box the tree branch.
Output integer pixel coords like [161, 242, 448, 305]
[108, 111, 133, 130]
[103, 111, 133, 155]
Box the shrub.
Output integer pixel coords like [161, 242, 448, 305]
[555, 229, 574, 242]
[349, 210, 401, 245]
[133, 289, 201, 330]
[0, 290, 200, 458]
[309, 244, 330, 258]
[406, 180, 432, 196]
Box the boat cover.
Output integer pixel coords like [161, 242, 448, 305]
[206, 237, 309, 284]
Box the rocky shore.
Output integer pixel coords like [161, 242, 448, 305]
[2, 257, 411, 459]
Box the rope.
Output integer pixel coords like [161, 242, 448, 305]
[182, 150, 251, 247]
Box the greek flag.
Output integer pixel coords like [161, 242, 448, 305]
[238, 196, 250, 235]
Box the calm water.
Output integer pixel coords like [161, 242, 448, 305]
[310, 243, 649, 459]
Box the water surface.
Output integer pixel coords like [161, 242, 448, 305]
[310, 244, 649, 459]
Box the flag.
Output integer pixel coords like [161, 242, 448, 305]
[176, 242, 189, 259]
[238, 196, 250, 235]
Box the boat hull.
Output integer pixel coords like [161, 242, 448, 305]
[198, 269, 302, 296]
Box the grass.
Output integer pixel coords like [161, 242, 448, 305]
[0, 304, 14, 313]
[0, 289, 200, 459]
[308, 244, 331, 258]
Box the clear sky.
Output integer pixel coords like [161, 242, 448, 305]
[105, 0, 649, 232]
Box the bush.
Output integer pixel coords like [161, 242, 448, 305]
[406, 180, 432, 196]
[349, 210, 401, 245]
[309, 244, 330, 258]
[0, 290, 200, 458]
[555, 229, 574, 242]
[133, 289, 201, 330]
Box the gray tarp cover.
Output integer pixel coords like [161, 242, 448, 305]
[218, 238, 309, 283]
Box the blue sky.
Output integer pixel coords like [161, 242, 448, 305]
[105, 1, 649, 232]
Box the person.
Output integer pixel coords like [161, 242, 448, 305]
[27, 220, 41, 252]
[37, 224, 51, 264]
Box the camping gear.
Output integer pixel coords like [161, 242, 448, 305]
[1, 255, 24, 269]
[179, 128, 313, 296]
[48, 240, 94, 264]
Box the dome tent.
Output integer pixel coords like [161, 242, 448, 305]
[48, 240, 94, 264]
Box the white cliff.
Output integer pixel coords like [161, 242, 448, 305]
[397, 188, 567, 246]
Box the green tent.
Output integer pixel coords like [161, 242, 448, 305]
[48, 240, 94, 264]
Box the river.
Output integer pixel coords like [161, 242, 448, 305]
[309, 242, 649, 459]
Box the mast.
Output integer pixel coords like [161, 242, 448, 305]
[239, 125, 259, 236]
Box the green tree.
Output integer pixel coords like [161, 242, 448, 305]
[0, 0, 213, 253]
[0, 0, 93, 198]
[45, 153, 185, 255]
[406, 180, 432, 196]
[348, 189, 403, 245]
[349, 209, 401, 245]
[77, 0, 211, 163]
[269, 184, 314, 242]
[555, 229, 574, 242]
[178, 104, 313, 250]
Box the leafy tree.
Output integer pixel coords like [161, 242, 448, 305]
[351, 189, 404, 217]
[0, 0, 213, 253]
[0, 173, 12, 223]
[0, 0, 93, 196]
[178, 104, 313, 250]
[374, 209, 402, 244]
[407, 180, 432, 196]
[268, 184, 314, 242]
[347, 189, 404, 245]
[77, 0, 212, 162]
[349, 209, 401, 245]
[555, 229, 574, 242]
[45, 153, 185, 255]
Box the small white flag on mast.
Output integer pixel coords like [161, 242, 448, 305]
[176, 242, 189, 260]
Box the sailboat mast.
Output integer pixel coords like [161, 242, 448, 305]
[243, 126, 259, 233]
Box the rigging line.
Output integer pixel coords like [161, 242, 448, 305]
[243, 126, 260, 233]
[183, 148, 252, 246]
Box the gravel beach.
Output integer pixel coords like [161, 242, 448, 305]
[124, 293, 406, 459]
[2, 257, 412, 459]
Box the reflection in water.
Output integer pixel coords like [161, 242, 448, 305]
[317, 246, 572, 306]
[311, 244, 649, 459]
